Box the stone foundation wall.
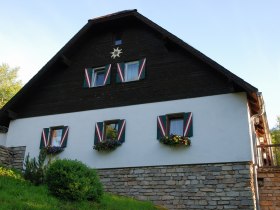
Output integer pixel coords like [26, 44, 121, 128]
[98, 162, 256, 210]
[0, 145, 13, 167]
[0, 145, 26, 170]
[258, 168, 280, 210]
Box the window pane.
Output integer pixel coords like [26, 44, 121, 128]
[51, 129, 63, 147]
[115, 39, 122, 45]
[169, 119, 183, 136]
[125, 62, 139, 81]
[106, 123, 118, 140]
[95, 71, 105, 86]
[92, 69, 105, 87]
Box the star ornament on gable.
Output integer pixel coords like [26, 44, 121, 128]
[110, 47, 123, 59]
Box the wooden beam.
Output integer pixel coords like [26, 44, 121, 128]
[7, 110, 18, 119]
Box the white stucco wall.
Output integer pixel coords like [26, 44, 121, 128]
[6, 93, 253, 169]
[0, 133, 7, 146]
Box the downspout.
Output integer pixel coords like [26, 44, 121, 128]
[250, 92, 265, 210]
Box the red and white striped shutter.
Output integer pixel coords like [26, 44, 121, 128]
[40, 128, 50, 149]
[103, 64, 111, 85]
[183, 112, 193, 137]
[117, 120, 126, 143]
[83, 68, 93, 88]
[137, 58, 146, 80]
[157, 115, 167, 140]
[94, 122, 104, 145]
[60, 126, 69, 148]
[116, 63, 125, 83]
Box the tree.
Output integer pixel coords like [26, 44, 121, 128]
[0, 63, 22, 108]
[270, 116, 280, 165]
[271, 116, 280, 144]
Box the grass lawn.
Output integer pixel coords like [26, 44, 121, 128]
[0, 175, 159, 210]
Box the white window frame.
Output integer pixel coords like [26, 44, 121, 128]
[124, 61, 139, 82]
[92, 67, 105, 87]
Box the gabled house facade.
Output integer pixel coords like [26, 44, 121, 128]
[0, 10, 270, 209]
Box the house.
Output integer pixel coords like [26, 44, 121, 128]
[0, 10, 271, 209]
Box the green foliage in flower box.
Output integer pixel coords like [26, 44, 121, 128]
[160, 135, 191, 146]
[93, 140, 122, 151]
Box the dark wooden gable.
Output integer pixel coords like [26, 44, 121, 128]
[0, 10, 258, 125]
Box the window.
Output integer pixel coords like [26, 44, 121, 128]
[116, 58, 146, 83]
[94, 119, 126, 144]
[92, 68, 105, 87]
[83, 64, 111, 88]
[105, 121, 119, 140]
[169, 118, 184, 136]
[50, 127, 64, 147]
[125, 61, 139, 82]
[40, 126, 69, 149]
[157, 112, 193, 140]
[114, 33, 122, 45]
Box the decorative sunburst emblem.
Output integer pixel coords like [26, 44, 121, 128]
[110, 47, 123, 59]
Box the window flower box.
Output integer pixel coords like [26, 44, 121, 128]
[45, 146, 64, 154]
[160, 134, 191, 147]
[93, 139, 122, 151]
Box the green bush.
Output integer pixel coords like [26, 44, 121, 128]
[45, 159, 103, 202]
[23, 149, 49, 185]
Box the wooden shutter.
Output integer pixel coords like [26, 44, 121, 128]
[103, 64, 111, 85]
[83, 68, 93, 88]
[183, 112, 193, 137]
[117, 120, 126, 143]
[137, 58, 146, 80]
[94, 122, 104, 145]
[60, 126, 69, 148]
[40, 128, 50, 149]
[116, 63, 125, 83]
[157, 115, 167, 140]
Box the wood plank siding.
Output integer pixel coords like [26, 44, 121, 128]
[1, 9, 257, 128]
[10, 17, 240, 119]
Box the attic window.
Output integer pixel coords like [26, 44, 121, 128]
[92, 67, 106, 87]
[83, 64, 111, 88]
[116, 58, 146, 83]
[125, 61, 139, 82]
[115, 33, 122, 45]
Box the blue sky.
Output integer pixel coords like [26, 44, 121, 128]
[0, 0, 279, 128]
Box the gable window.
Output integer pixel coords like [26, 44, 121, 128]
[92, 67, 105, 87]
[116, 58, 146, 83]
[157, 112, 193, 140]
[114, 33, 122, 45]
[83, 64, 111, 88]
[125, 61, 139, 82]
[40, 126, 69, 154]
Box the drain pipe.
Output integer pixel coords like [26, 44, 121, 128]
[250, 92, 265, 210]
